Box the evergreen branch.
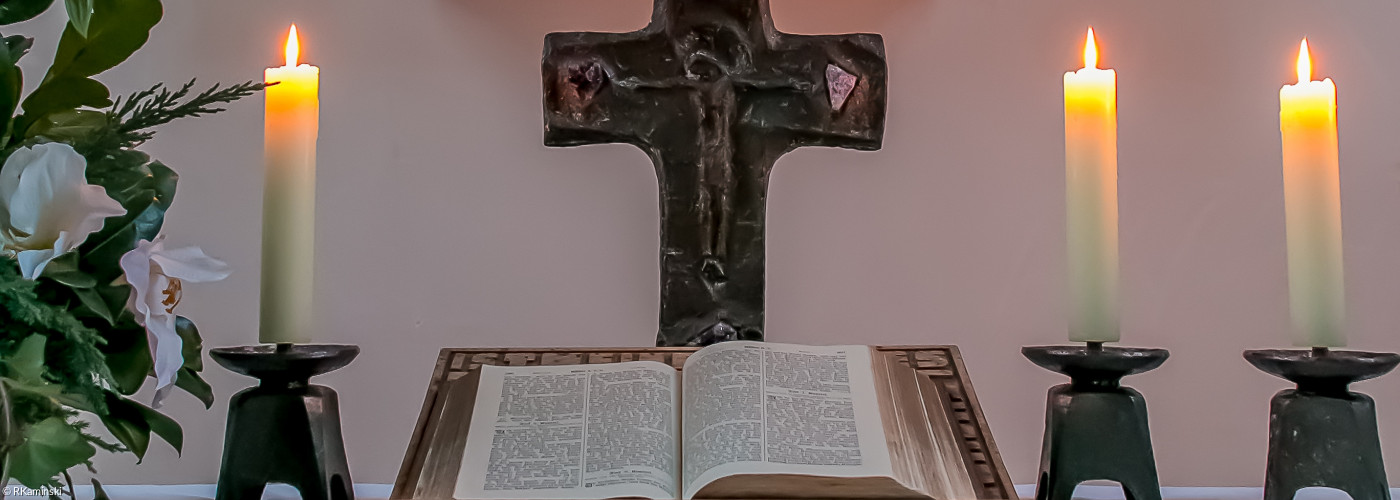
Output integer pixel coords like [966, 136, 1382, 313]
[75, 420, 123, 455]
[62, 469, 75, 500]
[0, 266, 112, 412]
[93, 79, 264, 151]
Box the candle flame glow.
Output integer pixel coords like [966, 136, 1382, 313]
[285, 24, 299, 67]
[1296, 38, 1311, 84]
[1084, 27, 1098, 69]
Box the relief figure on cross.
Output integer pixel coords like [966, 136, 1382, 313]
[542, 0, 887, 346]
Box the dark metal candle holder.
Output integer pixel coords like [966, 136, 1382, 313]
[211, 344, 359, 500]
[1023, 343, 1168, 500]
[1244, 348, 1399, 500]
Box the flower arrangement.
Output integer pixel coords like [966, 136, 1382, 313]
[0, 0, 259, 495]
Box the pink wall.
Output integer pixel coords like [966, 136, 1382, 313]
[19, 0, 1400, 487]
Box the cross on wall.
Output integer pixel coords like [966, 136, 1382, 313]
[542, 0, 887, 346]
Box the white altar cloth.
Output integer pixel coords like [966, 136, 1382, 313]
[34, 483, 1385, 500]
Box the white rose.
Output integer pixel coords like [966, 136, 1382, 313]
[0, 143, 126, 279]
[119, 235, 230, 407]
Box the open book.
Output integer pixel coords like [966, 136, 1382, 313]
[453, 342, 977, 500]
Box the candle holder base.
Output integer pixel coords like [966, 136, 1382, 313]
[211, 344, 359, 500]
[1022, 344, 1169, 500]
[1244, 349, 1400, 500]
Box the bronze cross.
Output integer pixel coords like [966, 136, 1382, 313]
[543, 0, 886, 346]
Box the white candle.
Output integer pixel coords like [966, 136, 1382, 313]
[1279, 39, 1345, 348]
[1063, 27, 1120, 343]
[261, 24, 319, 344]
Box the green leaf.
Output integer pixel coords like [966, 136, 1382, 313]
[1, 336, 62, 399]
[172, 368, 211, 409]
[91, 478, 109, 500]
[70, 287, 113, 325]
[94, 283, 133, 324]
[1, 33, 28, 61]
[51, 392, 95, 414]
[95, 399, 147, 459]
[16, 0, 161, 134]
[18, 75, 109, 132]
[80, 214, 138, 276]
[87, 153, 175, 221]
[98, 327, 150, 395]
[136, 400, 180, 453]
[25, 108, 104, 143]
[0, 262, 114, 415]
[175, 317, 202, 371]
[37, 252, 95, 289]
[130, 162, 175, 241]
[78, 154, 176, 282]
[7, 417, 96, 487]
[42, 270, 95, 289]
[62, 0, 90, 38]
[45, 0, 160, 79]
[0, 34, 28, 146]
[2, 377, 60, 399]
[98, 394, 181, 460]
[164, 317, 213, 407]
[5, 334, 46, 384]
[0, 0, 54, 25]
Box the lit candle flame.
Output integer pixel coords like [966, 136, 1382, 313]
[285, 24, 299, 67]
[1084, 27, 1098, 69]
[1296, 38, 1311, 84]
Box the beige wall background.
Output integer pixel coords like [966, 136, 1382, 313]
[13, 0, 1400, 488]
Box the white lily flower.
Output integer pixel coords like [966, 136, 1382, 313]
[0, 143, 126, 279]
[119, 235, 230, 407]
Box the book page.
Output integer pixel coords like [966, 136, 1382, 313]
[454, 361, 680, 500]
[872, 350, 977, 500]
[680, 342, 893, 499]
